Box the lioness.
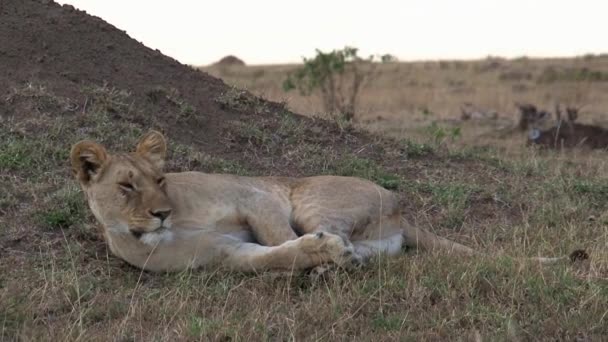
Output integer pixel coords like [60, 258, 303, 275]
[70, 131, 580, 272]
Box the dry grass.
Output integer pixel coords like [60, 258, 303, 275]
[203, 55, 608, 118]
[2, 56, 608, 340]
[202, 55, 608, 147]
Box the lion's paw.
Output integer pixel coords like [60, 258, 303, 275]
[300, 232, 362, 267]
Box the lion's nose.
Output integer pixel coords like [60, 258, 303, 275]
[149, 209, 172, 221]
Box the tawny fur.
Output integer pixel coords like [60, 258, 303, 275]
[70, 131, 577, 272]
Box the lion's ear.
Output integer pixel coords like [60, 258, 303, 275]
[70, 140, 109, 185]
[135, 130, 167, 170]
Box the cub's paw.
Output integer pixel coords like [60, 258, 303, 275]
[300, 232, 362, 267]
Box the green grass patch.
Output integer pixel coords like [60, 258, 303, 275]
[570, 178, 608, 206]
[35, 186, 87, 230]
[401, 139, 434, 158]
[371, 313, 403, 332]
[169, 142, 253, 176]
[0, 138, 37, 170]
[424, 122, 461, 146]
[0, 132, 69, 177]
[427, 182, 478, 228]
[333, 156, 401, 189]
[187, 316, 224, 339]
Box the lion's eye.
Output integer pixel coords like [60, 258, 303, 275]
[157, 177, 165, 186]
[118, 182, 135, 192]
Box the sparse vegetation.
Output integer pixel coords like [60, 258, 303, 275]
[401, 139, 435, 158]
[204, 56, 608, 149]
[283, 46, 385, 121]
[333, 156, 401, 190]
[424, 122, 462, 147]
[428, 182, 479, 228]
[3, 74, 608, 340]
[145, 86, 197, 118]
[84, 83, 132, 114]
[36, 186, 87, 230]
[3, 2, 608, 338]
[215, 86, 276, 115]
[570, 178, 608, 206]
[537, 66, 608, 83]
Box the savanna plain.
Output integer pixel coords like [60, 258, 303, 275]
[2, 1, 608, 340]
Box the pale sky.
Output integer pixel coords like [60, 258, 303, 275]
[57, 0, 607, 66]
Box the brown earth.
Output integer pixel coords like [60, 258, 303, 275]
[1, 0, 234, 151]
[0, 0, 393, 171]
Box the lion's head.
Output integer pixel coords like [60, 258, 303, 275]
[70, 131, 173, 238]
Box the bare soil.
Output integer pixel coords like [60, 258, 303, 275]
[1, 0, 236, 150]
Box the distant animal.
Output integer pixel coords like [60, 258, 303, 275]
[516, 103, 552, 132]
[460, 103, 498, 121]
[70, 131, 585, 272]
[527, 104, 608, 149]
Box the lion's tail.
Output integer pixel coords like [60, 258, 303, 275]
[401, 218, 588, 265]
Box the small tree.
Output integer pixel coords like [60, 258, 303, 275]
[283, 47, 394, 121]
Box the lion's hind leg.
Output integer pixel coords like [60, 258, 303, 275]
[243, 198, 299, 246]
[295, 217, 404, 266]
[222, 232, 360, 272]
[352, 233, 404, 262]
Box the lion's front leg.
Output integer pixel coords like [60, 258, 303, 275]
[222, 232, 361, 272]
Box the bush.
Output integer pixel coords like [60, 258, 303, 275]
[283, 47, 391, 121]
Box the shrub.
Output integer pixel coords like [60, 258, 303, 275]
[283, 47, 390, 121]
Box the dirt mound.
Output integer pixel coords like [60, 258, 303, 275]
[214, 55, 246, 66]
[5, 1, 409, 174]
[0, 0, 386, 164]
[0, 0, 258, 151]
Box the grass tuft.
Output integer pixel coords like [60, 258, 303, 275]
[333, 156, 401, 189]
[35, 186, 87, 230]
